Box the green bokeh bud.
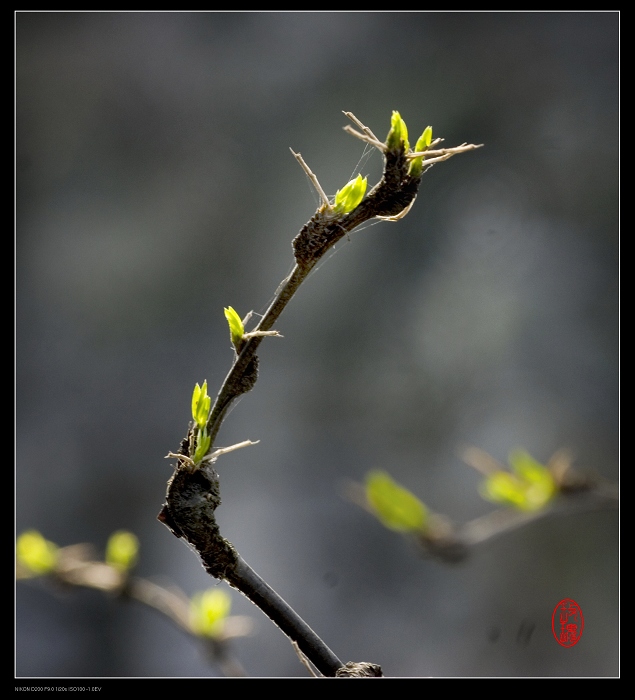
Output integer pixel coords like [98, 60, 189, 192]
[105, 530, 139, 571]
[190, 588, 232, 638]
[17, 530, 58, 575]
[365, 470, 428, 533]
[480, 450, 556, 511]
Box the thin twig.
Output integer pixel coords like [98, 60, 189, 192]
[292, 641, 320, 677]
[459, 487, 619, 546]
[290, 148, 331, 210]
[342, 125, 387, 152]
[342, 111, 382, 146]
[407, 143, 483, 159]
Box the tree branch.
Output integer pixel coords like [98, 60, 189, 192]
[17, 542, 252, 677]
[159, 112, 481, 676]
[226, 556, 343, 676]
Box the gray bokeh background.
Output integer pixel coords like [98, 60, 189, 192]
[17, 12, 618, 677]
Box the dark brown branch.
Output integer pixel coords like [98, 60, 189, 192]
[158, 460, 350, 676]
[160, 113, 480, 676]
[225, 556, 344, 676]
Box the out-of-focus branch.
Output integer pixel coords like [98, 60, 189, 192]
[345, 450, 618, 564]
[17, 540, 253, 677]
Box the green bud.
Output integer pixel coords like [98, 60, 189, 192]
[16, 530, 58, 575]
[191, 381, 211, 429]
[508, 449, 556, 509]
[105, 530, 139, 571]
[224, 306, 244, 349]
[479, 450, 556, 511]
[365, 470, 428, 533]
[408, 126, 433, 177]
[333, 174, 368, 214]
[479, 471, 526, 508]
[192, 426, 212, 465]
[385, 110, 410, 152]
[190, 588, 232, 638]
[415, 126, 433, 153]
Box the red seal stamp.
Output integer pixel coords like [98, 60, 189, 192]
[552, 598, 584, 647]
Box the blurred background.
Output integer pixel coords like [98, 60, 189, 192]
[16, 12, 618, 677]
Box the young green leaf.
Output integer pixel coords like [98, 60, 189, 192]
[16, 530, 59, 575]
[191, 381, 211, 429]
[190, 588, 232, 638]
[479, 450, 556, 511]
[365, 471, 428, 533]
[333, 174, 368, 214]
[224, 306, 244, 349]
[192, 427, 212, 465]
[105, 530, 139, 571]
[408, 126, 433, 177]
[480, 471, 527, 508]
[385, 110, 410, 152]
[417, 126, 433, 151]
[508, 449, 556, 509]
